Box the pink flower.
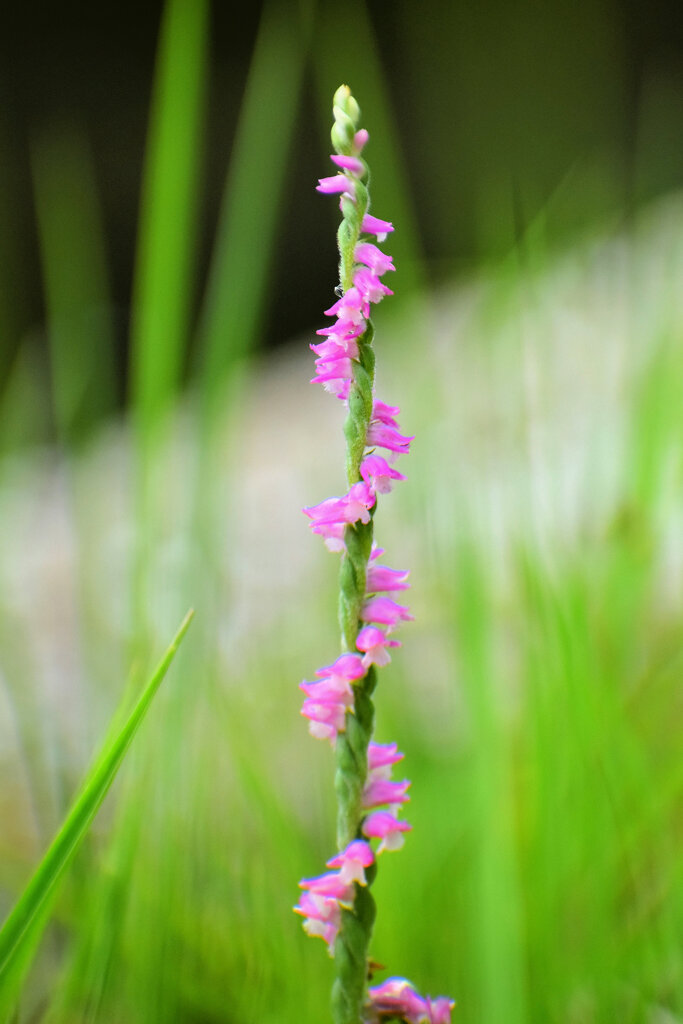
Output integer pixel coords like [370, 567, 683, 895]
[324, 286, 368, 324]
[424, 997, 457, 1024]
[312, 520, 346, 552]
[311, 336, 360, 361]
[304, 482, 376, 529]
[299, 676, 354, 707]
[299, 870, 354, 904]
[367, 741, 404, 773]
[301, 700, 347, 743]
[362, 777, 411, 810]
[361, 596, 414, 628]
[317, 373, 354, 399]
[316, 318, 364, 346]
[311, 355, 354, 387]
[354, 242, 395, 276]
[326, 839, 374, 885]
[366, 977, 427, 1022]
[353, 266, 394, 305]
[354, 128, 369, 152]
[366, 564, 410, 593]
[372, 400, 402, 427]
[356, 625, 401, 668]
[362, 810, 412, 853]
[293, 891, 340, 954]
[366, 420, 414, 457]
[316, 652, 366, 684]
[330, 153, 365, 176]
[361, 213, 394, 241]
[317, 174, 356, 197]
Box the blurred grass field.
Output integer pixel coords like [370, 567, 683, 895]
[1, 1, 682, 1021]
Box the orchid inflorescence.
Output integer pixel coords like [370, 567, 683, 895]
[293, 86, 453, 1024]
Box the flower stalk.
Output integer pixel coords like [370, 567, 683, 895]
[295, 85, 454, 1024]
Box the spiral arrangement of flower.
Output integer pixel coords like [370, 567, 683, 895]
[292, 86, 454, 1024]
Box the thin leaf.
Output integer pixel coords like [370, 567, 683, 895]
[0, 609, 194, 1012]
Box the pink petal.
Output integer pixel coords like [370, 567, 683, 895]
[299, 870, 354, 903]
[316, 652, 366, 683]
[362, 777, 411, 809]
[299, 676, 354, 706]
[366, 564, 410, 592]
[354, 241, 395, 276]
[356, 624, 401, 668]
[361, 596, 414, 627]
[361, 213, 394, 241]
[367, 741, 404, 772]
[366, 420, 414, 457]
[303, 482, 375, 528]
[426, 996, 457, 1024]
[367, 977, 427, 1020]
[324, 286, 368, 324]
[362, 810, 412, 853]
[330, 153, 365, 176]
[326, 839, 374, 885]
[372, 400, 401, 426]
[316, 174, 356, 196]
[311, 336, 359, 360]
[353, 266, 394, 304]
[353, 128, 369, 152]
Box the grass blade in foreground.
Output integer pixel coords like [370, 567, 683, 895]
[0, 609, 195, 1008]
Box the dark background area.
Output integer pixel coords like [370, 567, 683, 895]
[2, 0, 683, 397]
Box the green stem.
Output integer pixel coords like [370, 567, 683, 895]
[327, 84, 382, 1024]
[333, 229, 378, 1024]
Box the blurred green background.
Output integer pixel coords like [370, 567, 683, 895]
[0, 1, 682, 1021]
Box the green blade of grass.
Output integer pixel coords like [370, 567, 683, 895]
[31, 121, 117, 448]
[197, 0, 312, 424]
[130, 0, 209, 438]
[0, 609, 194, 1011]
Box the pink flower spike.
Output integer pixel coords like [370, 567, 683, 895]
[362, 777, 411, 810]
[369, 543, 385, 561]
[353, 128, 369, 152]
[330, 153, 365, 176]
[367, 741, 404, 772]
[362, 810, 412, 853]
[367, 977, 427, 1021]
[366, 564, 410, 593]
[360, 455, 406, 495]
[361, 213, 394, 241]
[299, 870, 354, 904]
[361, 596, 414, 628]
[326, 839, 374, 885]
[356, 625, 401, 668]
[316, 652, 366, 683]
[354, 241, 395, 276]
[317, 174, 356, 197]
[353, 266, 394, 304]
[366, 420, 414, 457]
[372, 400, 402, 426]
